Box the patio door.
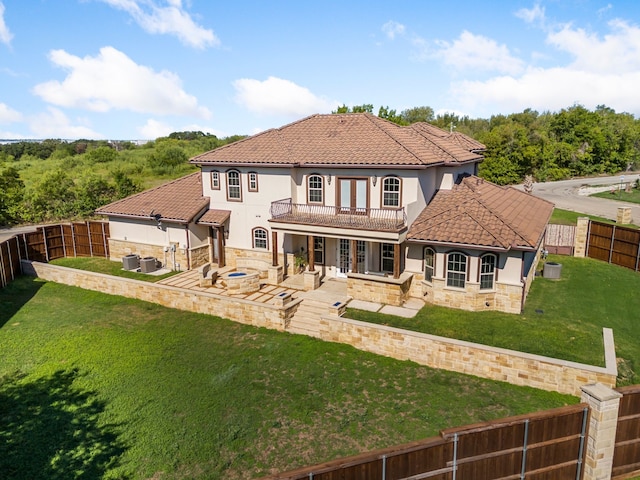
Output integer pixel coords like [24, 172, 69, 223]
[336, 239, 367, 278]
[339, 178, 367, 213]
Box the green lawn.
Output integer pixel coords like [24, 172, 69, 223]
[347, 255, 639, 385]
[0, 277, 575, 480]
[550, 207, 615, 225]
[592, 186, 640, 204]
[50, 257, 179, 282]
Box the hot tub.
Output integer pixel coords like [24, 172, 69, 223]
[221, 270, 260, 294]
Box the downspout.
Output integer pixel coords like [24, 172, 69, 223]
[185, 224, 191, 270]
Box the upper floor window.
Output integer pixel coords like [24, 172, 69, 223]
[308, 175, 324, 204]
[424, 247, 435, 283]
[253, 227, 268, 249]
[446, 252, 467, 288]
[248, 172, 258, 192]
[382, 176, 401, 208]
[210, 171, 220, 190]
[226, 170, 242, 201]
[480, 254, 497, 290]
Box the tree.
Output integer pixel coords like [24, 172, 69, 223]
[147, 144, 189, 175]
[0, 167, 25, 226]
[23, 170, 76, 222]
[400, 106, 435, 124]
[86, 146, 118, 163]
[332, 104, 374, 114]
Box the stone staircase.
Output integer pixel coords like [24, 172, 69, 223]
[288, 279, 351, 336]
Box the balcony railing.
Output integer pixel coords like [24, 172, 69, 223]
[269, 198, 407, 232]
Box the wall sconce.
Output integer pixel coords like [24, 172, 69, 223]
[372, 175, 377, 187]
[224, 228, 230, 239]
[325, 174, 332, 185]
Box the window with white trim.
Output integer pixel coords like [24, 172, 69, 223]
[381, 243, 394, 273]
[446, 252, 467, 288]
[308, 175, 323, 204]
[480, 254, 496, 290]
[424, 247, 435, 283]
[227, 170, 241, 201]
[313, 237, 324, 265]
[248, 172, 258, 192]
[253, 227, 268, 249]
[211, 171, 220, 190]
[382, 176, 401, 208]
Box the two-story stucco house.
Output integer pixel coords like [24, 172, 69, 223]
[96, 113, 553, 313]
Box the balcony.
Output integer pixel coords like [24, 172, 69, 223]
[269, 198, 407, 233]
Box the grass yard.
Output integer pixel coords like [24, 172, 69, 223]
[347, 255, 639, 386]
[550, 207, 615, 225]
[0, 277, 575, 480]
[592, 186, 640, 205]
[50, 257, 179, 282]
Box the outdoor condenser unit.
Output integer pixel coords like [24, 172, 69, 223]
[122, 254, 140, 271]
[140, 256, 157, 273]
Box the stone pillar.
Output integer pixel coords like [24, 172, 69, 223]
[580, 383, 622, 480]
[574, 217, 590, 258]
[303, 269, 320, 291]
[267, 265, 284, 285]
[617, 207, 632, 225]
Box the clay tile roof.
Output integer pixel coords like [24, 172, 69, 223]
[197, 209, 231, 226]
[407, 176, 554, 250]
[191, 113, 484, 168]
[95, 172, 209, 224]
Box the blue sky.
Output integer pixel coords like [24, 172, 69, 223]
[1, 0, 640, 140]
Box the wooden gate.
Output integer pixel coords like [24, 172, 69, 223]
[612, 386, 640, 479]
[262, 404, 590, 480]
[586, 221, 640, 271]
[545, 224, 576, 255]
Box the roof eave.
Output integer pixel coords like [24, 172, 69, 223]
[406, 238, 537, 252]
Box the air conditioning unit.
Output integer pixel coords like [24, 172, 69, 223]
[122, 254, 140, 271]
[140, 256, 157, 273]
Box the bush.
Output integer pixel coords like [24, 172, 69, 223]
[147, 145, 188, 175]
[86, 146, 118, 163]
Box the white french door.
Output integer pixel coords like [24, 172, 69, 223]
[336, 239, 367, 278]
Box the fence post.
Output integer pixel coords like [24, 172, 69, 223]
[580, 383, 622, 480]
[574, 217, 590, 258]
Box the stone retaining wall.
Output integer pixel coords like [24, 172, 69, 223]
[315, 315, 617, 397]
[22, 260, 300, 331]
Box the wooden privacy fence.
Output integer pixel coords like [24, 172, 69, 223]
[262, 404, 590, 480]
[545, 224, 576, 255]
[587, 221, 640, 271]
[0, 221, 109, 288]
[613, 385, 640, 479]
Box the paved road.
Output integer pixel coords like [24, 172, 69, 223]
[0, 224, 40, 243]
[515, 174, 640, 223]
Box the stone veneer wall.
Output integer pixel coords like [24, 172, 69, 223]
[189, 245, 210, 269]
[225, 247, 299, 277]
[312, 315, 617, 397]
[108, 238, 189, 271]
[347, 272, 412, 306]
[574, 217, 590, 258]
[22, 261, 300, 331]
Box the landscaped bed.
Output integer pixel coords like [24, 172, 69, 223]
[0, 276, 575, 480]
[50, 256, 180, 282]
[347, 254, 639, 386]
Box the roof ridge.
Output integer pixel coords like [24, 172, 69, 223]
[411, 123, 471, 163]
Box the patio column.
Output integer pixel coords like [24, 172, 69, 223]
[393, 243, 401, 279]
[307, 235, 315, 272]
[217, 225, 225, 267]
[208, 227, 215, 264]
[271, 231, 278, 266]
[351, 239, 358, 273]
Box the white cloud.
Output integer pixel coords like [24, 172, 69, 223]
[98, 0, 218, 49]
[0, 103, 22, 124]
[433, 31, 524, 75]
[515, 3, 545, 25]
[446, 18, 640, 117]
[138, 118, 173, 139]
[33, 46, 211, 118]
[547, 19, 640, 73]
[29, 107, 104, 138]
[0, 2, 13, 46]
[382, 21, 405, 40]
[233, 76, 338, 116]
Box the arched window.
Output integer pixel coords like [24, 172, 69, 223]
[480, 254, 497, 290]
[226, 170, 241, 201]
[252, 227, 268, 249]
[307, 175, 323, 204]
[424, 247, 435, 283]
[446, 252, 467, 288]
[382, 176, 401, 208]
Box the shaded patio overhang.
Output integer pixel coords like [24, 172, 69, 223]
[196, 209, 231, 227]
